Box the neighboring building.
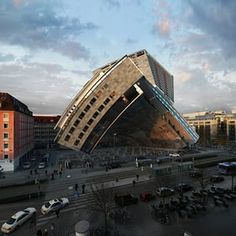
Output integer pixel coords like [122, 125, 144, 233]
[0, 93, 34, 171]
[183, 110, 236, 146]
[55, 49, 199, 153]
[34, 115, 61, 149]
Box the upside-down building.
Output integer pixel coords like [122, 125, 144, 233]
[55, 50, 199, 153]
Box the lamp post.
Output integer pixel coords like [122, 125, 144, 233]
[113, 133, 117, 146]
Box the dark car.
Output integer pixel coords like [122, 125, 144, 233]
[156, 187, 175, 197]
[189, 170, 202, 178]
[175, 183, 193, 193]
[210, 175, 224, 183]
[140, 192, 156, 202]
[115, 194, 138, 207]
[107, 162, 121, 169]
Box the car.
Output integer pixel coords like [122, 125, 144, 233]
[1, 207, 36, 233]
[41, 198, 69, 215]
[30, 156, 37, 161]
[23, 162, 31, 169]
[107, 162, 121, 169]
[175, 183, 193, 193]
[169, 153, 180, 158]
[156, 187, 175, 197]
[114, 194, 138, 207]
[140, 192, 156, 202]
[210, 175, 224, 183]
[189, 170, 202, 178]
[38, 162, 46, 169]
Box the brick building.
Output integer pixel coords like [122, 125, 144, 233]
[0, 93, 34, 171]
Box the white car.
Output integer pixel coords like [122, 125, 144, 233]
[41, 198, 69, 215]
[1, 207, 36, 233]
[23, 162, 31, 169]
[38, 162, 46, 169]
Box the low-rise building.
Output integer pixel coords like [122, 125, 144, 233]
[0, 93, 34, 171]
[183, 110, 236, 146]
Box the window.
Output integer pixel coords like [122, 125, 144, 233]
[83, 125, 89, 132]
[3, 133, 8, 139]
[74, 119, 80, 127]
[4, 154, 8, 159]
[4, 143, 8, 149]
[110, 91, 116, 98]
[64, 135, 70, 141]
[103, 98, 111, 105]
[102, 83, 109, 89]
[84, 105, 91, 112]
[3, 123, 8, 128]
[96, 90, 102, 98]
[87, 119, 94, 125]
[98, 105, 105, 112]
[74, 140, 80, 146]
[93, 112, 99, 119]
[69, 127, 75, 134]
[3, 113, 9, 118]
[90, 97, 97, 105]
[78, 132, 84, 139]
[79, 112, 85, 119]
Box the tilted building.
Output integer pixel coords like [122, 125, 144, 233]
[55, 50, 199, 153]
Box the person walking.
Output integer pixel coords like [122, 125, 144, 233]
[136, 174, 139, 181]
[75, 183, 78, 192]
[82, 184, 85, 194]
[55, 209, 60, 218]
[36, 229, 42, 236]
[132, 180, 136, 187]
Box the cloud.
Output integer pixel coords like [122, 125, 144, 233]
[187, 0, 236, 59]
[0, 61, 90, 114]
[0, 0, 97, 60]
[103, 0, 120, 9]
[0, 53, 15, 62]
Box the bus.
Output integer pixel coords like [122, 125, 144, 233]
[218, 162, 236, 175]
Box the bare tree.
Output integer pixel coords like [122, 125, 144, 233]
[90, 183, 114, 236]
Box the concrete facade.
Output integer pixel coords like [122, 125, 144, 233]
[55, 50, 198, 153]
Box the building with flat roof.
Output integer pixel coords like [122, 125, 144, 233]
[55, 50, 199, 153]
[0, 93, 34, 171]
[34, 115, 61, 149]
[183, 110, 236, 146]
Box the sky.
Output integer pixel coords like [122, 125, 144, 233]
[0, 0, 236, 115]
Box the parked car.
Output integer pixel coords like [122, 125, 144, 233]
[38, 162, 46, 169]
[175, 183, 193, 193]
[41, 198, 69, 215]
[210, 175, 224, 183]
[140, 192, 156, 202]
[156, 187, 175, 197]
[107, 162, 121, 169]
[189, 170, 202, 178]
[115, 194, 138, 207]
[30, 156, 37, 161]
[1, 208, 36, 233]
[23, 162, 31, 170]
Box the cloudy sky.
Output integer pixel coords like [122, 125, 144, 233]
[0, 0, 235, 114]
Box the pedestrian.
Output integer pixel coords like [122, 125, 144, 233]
[45, 170, 48, 176]
[136, 174, 139, 181]
[51, 173, 54, 180]
[30, 213, 36, 228]
[30, 169, 33, 175]
[75, 183, 78, 192]
[55, 209, 60, 218]
[82, 184, 85, 194]
[37, 229, 43, 236]
[132, 180, 136, 187]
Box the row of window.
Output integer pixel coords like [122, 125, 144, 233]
[64, 95, 113, 145]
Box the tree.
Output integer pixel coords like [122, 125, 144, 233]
[90, 183, 114, 236]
